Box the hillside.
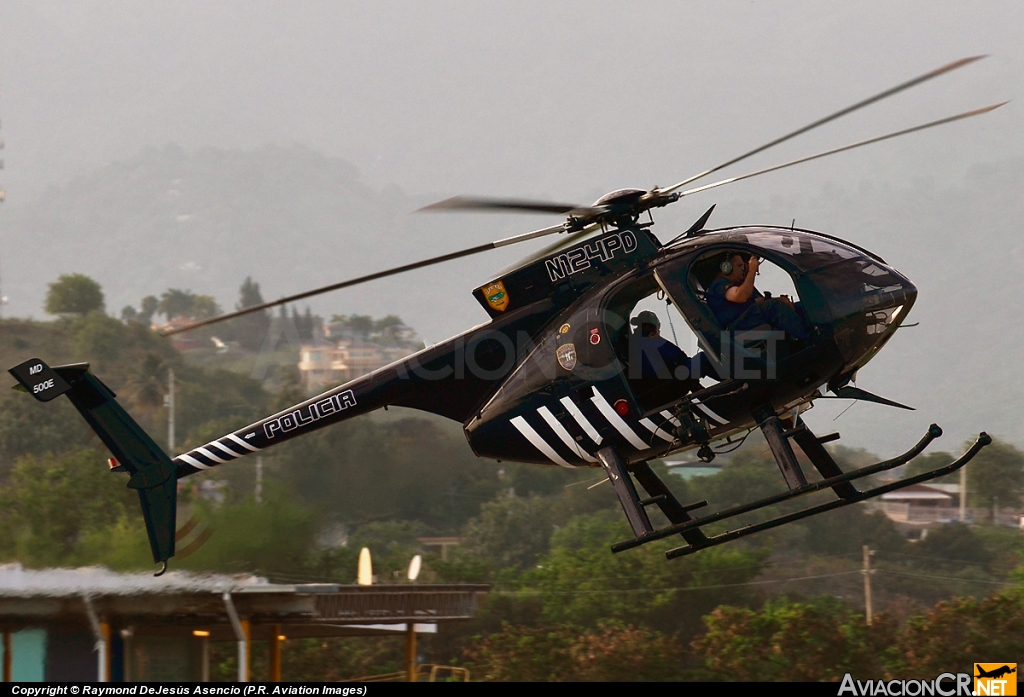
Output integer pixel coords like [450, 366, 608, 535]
[0, 145, 1022, 454]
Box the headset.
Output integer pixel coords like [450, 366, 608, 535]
[720, 251, 759, 276]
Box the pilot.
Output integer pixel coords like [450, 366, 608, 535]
[706, 251, 810, 342]
[629, 310, 706, 385]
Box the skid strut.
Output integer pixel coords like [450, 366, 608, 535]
[598, 448, 710, 547]
[605, 423, 991, 560]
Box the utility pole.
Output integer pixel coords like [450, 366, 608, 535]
[255, 456, 263, 503]
[167, 368, 175, 453]
[862, 545, 874, 626]
[959, 464, 967, 522]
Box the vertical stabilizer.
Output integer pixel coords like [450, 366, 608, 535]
[9, 359, 177, 569]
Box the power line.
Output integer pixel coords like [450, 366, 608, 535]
[882, 551, 993, 568]
[875, 570, 1011, 587]
[491, 570, 863, 596]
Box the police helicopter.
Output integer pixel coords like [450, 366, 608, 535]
[9, 57, 1001, 574]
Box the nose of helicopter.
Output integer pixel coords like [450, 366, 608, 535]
[812, 259, 918, 374]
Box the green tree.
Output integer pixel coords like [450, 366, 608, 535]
[123, 352, 170, 410]
[174, 486, 322, 576]
[691, 598, 897, 681]
[139, 295, 160, 324]
[906, 451, 955, 478]
[966, 438, 1024, 514]
[892, 589, 1024, 677]
[274, 416, 507, 532]
[72, 312, 128, 365]
[226, 277, 271, 351]
[915, 523, 995, 571]
[191, 295, 223, 320]
[44, 273, 105, 316]
[347, 520, 426, 582]
[457, 494, 562, 572]
[334, 314, 374, 339]
[463, 622, 686, 682]
[159, 289, 197, 319]
[517, 510, 766, 636]
[0, 449, 142, 567]
[798, 507, 907, 558]
[0, 388, 89, 476]
[152, 289, 220, 321]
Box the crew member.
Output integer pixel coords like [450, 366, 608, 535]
[706, 252, 809, 341]
[629, 310, 706, 384]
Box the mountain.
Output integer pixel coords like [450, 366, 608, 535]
[1, 144, 1021, 454]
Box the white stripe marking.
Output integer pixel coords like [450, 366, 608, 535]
[177, 454, 210, 470]
[639, 418, 675, 443]
[228, 434, 261, 452]
[692, 398, 730, 425]
[537, 407, 598, 463]
[559, 396, 603, 445]
[196, 447, 230, 464]
[511, 416, 574, 468]
[659, 410, 682, 427]
[210, 441, 242, 459]
[590, 389, 650, 450]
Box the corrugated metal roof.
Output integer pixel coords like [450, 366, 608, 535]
[0, 563, 271, 597]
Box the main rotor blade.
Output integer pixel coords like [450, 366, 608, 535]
[160, 222, 567, 337]
[418, 195, 605, 218]
[499, 222, 602, 275]
[674, 102, 1006, 200]
[659, 55, 986, 195]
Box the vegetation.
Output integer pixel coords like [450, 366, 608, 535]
[327, 313, 420, 348]
[3, 274, 1024, 681]
[44, 273, 105, 316]
[229, 277, 272, 351]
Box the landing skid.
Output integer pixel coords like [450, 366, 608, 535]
[603, 422, 991, 560]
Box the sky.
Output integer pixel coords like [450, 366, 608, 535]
[1, 1, 1019, 201]
[0, 0, 1021, 454]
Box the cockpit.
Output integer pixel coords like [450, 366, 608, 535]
[602, 227, 917, 412]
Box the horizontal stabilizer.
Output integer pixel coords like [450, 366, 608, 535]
[830, 385, 914, 410]
[9, 358, 71, 402]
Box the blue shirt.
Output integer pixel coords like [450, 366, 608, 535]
[706, 277, 762, 328]
[638, 335, 687, 379]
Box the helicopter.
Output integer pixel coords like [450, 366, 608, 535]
[9, 57, 1000, 574]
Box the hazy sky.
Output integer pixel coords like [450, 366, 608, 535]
[1, 1, 1019, 202]
[0, 1, 1020, 454]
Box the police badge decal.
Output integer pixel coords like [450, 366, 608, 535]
[556, 343, 577, 371]
[482, 281, 509, 312]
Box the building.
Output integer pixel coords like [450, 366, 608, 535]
[0, 564, 487, 682]
[299, 340, 412, 393]
[876, 483, 959, 528]
[152, 318, 205, 352]
[872, 483, 1024, 535]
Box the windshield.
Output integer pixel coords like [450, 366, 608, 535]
[702, 229, 859, 272]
